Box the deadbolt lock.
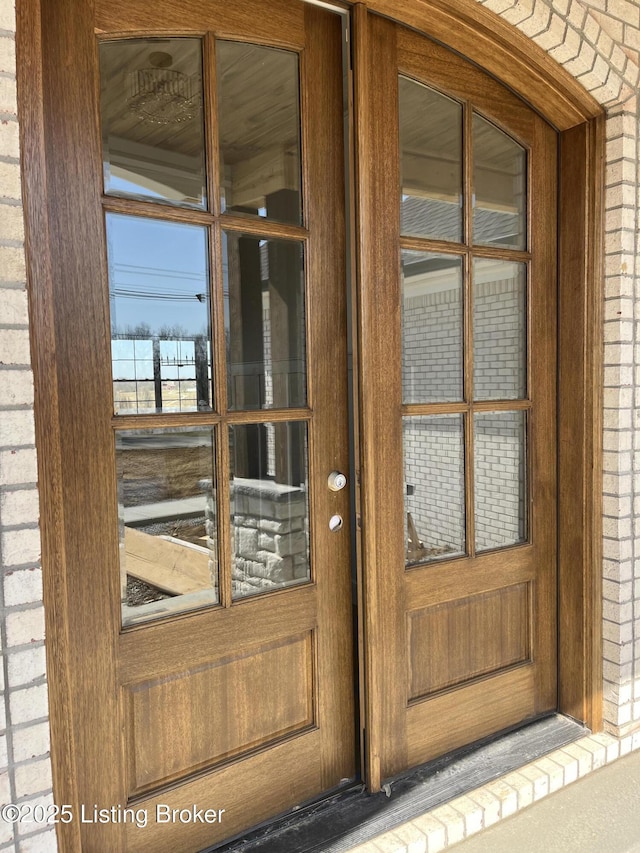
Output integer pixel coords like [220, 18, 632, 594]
[328, 471, 347, 492]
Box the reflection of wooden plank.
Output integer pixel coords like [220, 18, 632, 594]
[124, 527, 210, 596]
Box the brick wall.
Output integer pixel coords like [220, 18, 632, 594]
[0, 0, 639, 850]
[471, 0, 640, 739]
[0, 2, 54, 850]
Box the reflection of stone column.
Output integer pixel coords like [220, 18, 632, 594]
[231, 479, 308, 597]
[200, 478, 218, 600]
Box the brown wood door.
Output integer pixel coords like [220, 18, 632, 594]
[355, 10, 558, 786]
[36, 1, 354, 850]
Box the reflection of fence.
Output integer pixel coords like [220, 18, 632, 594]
[112, 336, 211, 413]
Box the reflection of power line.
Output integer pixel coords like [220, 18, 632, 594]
[112, 289, 207, 302]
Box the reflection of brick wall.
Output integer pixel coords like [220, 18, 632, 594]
[403, 279, 525, 556]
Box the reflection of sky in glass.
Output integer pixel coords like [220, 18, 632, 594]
[106, 213, 210, 339]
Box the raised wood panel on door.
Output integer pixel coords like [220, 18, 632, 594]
[30, 1, 354, 850]
[356, 11, 558, 783]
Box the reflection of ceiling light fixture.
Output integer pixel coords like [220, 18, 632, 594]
[127, 53, 200, 125]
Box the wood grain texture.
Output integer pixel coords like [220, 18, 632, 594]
[356, 9, 559, 789]
[16, 0, 83, 848]
[96, 0, 305, 46]
[558, 117, 604, 730]
[407, 665, 536, 766]
[366, 0, 600, 130]
[354, 6, 408, 789]
[303, 2, 356, 789]
[27, 1, 355, 848]
[408, 584, 530, 699]
[125, 733, 323, 852]
[126, 632, 314, 792]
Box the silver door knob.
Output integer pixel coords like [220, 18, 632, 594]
[328, 471, 347, 491]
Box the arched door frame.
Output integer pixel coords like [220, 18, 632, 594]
[17, 0, 603, 846]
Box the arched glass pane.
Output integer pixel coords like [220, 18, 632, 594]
[100, 38, 207, 209]
[399, 77, 462, 243]
[218, 42, 301, 225]
[473, 114, 526, 249]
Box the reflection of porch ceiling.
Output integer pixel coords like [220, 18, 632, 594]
[101, 37, 299, 165]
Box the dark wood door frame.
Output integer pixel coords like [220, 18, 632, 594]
[17, 0, 604, 846]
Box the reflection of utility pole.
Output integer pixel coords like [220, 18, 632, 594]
[153, 337, 162, 411]
[194, 336, 209, 410]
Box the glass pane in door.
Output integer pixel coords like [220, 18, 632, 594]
[404, 415, 466, 565]
[402, 250, 463, 403]
[230, 421, 310, 599]
[107, 214, 212, 414]
[473, 114, 527, 249]
[473, 259, 526, 401]
[100, 38, 207, 209]
[116, 427, 218, 626]
[224, 233, 306, 410]
[474, 411, 527, 551]
[399, 77, 462, 243]
[218, 42, 302, 224]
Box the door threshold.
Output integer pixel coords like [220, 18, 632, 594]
[207, 715, 587, 853]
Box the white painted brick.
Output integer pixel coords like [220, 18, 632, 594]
[0, 814, 13, 845]
[607, 0, 640, 26]
[393, 822, 427, 853]
[467, 788, 500, 827]
[0, 448, 37, 486]
[4, 567, 43, 606]
[7, 645, 46, 688]
[549, 23, 581, 62]
[0, 0, 15, 30]
[0, 75, 16, 116]
[0, 489, 39, 527]
[519, 4, 551, 37]
[581, 10, 601, 44]
[519, 764, 550, 800]
[534, 756, 565, 792]
[0, 328, 31, 365]
[567, 0, 588, 29]
[482, 0, 518, 13]
[9, 683, 49, 726]
[501, 2, 535, 26]
[0, 159, 20, 201]
[0, 287, 27, 326]
[2, 527, 41, 566]
[449, 796, 483, 837]
[0, 243, 25, 281]
[0, 36, 15, 75]
[429, 805, 465, 845]
[12, 722, 51, 763]
[595, 23, 614, 57]
[411, 814, 447, 853]
[14, 758, 52, 800]
[0, 118, 19, 159]
[501, 771, 533, 808]
[0, 409, 34, 447]
[534, 13, 566, 50]
[17, 828, 58, 852]
[6, 607, 45, 646]
[0, 770, 11, 805]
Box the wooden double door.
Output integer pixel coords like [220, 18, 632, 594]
[31, 0, 557, 850]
